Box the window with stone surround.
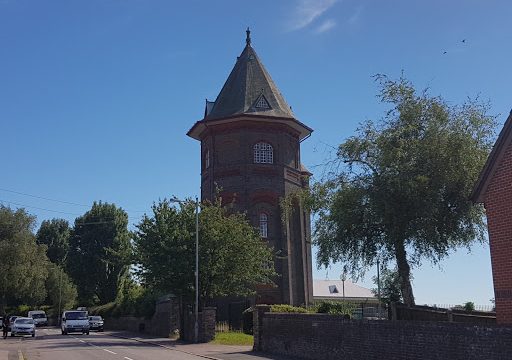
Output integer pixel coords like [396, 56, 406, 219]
[254, 142, 273, 164]
[259, 213, 268, 238]
[204, 149, 210, 169]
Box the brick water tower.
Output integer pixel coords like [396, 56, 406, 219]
[187, 29, 313, 306]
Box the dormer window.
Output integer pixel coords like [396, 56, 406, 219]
[259, 213, 268, 238]
[328, 285, 339, 294]
[254, 142, 273, 164]
[254, 95, 270, 110]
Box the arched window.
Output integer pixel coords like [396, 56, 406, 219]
[259, 213, 268, 238]
[254, 142, 273, 164]
[204, 149, 210, 169]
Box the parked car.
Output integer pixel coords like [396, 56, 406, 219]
[88, 316, 104, 331]
[28, 310, 48, 327]
[11, 317, 35, 337]
[61, 310, 89, 335]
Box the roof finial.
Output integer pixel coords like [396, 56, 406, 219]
[246, 27, 251, 46]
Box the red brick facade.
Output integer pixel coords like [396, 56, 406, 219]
[484, 140, 512, 323]
[198, 120, 314, 306]
[473, 111, 512, 324]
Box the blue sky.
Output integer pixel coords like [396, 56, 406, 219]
[1, 0, 511, 306]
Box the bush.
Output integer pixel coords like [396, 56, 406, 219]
[314, 301, 356, 316]
[89, 289, 159, 319]
[17, 304, 31, 316]
[270, 304, 308, 313]
[89, 302, 117, 317]
[463, 302, 475, 312]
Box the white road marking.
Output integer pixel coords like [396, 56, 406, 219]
[124, 357, 134, 360]
[103, 349, 117, 355]
[18, 349, 24, 360]
[79, 339, 85, 343]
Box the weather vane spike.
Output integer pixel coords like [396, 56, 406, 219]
[246, 27, 251, 46]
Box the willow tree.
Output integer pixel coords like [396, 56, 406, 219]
[313, 75, 496, 306]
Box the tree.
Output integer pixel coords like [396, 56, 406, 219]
[45, 263, 78, 310]
[134, 199, 276, 304]
[372, 267, 403, 304]
[313, 75, 496, 306]
[68, 202, 131, 305]
[36, 218, 70, 264]
[0, 206, 49, 308]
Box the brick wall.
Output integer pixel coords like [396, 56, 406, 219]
[393, 303, 496, 325]
[182, 307, 216, 343]
[484, 140, 512, 324]
[254, 308, 512, 360]
[104, 296, 180, 338]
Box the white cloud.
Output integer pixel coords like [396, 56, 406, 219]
[348, 5, 363, 25]
[315, 19, 337, 34]
[288, 0, 339, 31]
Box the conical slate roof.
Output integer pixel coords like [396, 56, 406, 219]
[205, 29, 294, 120]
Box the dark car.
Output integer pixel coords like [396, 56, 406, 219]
[88, 316, 104, 331]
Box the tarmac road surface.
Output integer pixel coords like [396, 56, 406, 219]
[0, 327, 288, 360]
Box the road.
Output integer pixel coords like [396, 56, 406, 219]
[0, 328, 281, 360]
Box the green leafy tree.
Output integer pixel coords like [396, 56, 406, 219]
[68, 202, 131, 305]
[0, 206, 49, 308]
[313, 75, 496, 306]
[36, 218, 70, 264]
[372, 267, 403, 304]
[463, 301, 475, 312]
[134, 199, 276, 304]
[45, 263, 78, 310]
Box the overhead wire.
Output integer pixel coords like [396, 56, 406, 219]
[0, 187, 148, 213]
[0, 199, 145, 224]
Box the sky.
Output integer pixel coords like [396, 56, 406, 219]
[1, 0, 511, 307]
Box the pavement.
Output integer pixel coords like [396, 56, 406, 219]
[106, 330, 290, 360]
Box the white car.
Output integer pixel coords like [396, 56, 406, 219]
[61, 310, 89, 335]
[28, 310, 48, 327]
[11, 317, 35, 337]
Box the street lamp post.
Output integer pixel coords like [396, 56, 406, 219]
[171, 196, 199, 343]
[340, 266, 347, 299]
[194, 196, 199, 344]
[340, 271, 346, 299]
[377, 258, 382, 318]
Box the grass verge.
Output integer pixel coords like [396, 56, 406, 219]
[211, 332, 254, 346]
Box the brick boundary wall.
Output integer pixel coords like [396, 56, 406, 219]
[253, 308, 512, 360]
[103, 296, 180, 338]
[182, 307, 216, 343]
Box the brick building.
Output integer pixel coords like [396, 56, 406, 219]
[473, 110, 512, 324]
[187, 29, 314, 306]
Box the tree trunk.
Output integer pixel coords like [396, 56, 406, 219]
[394, 240, 415, 306]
